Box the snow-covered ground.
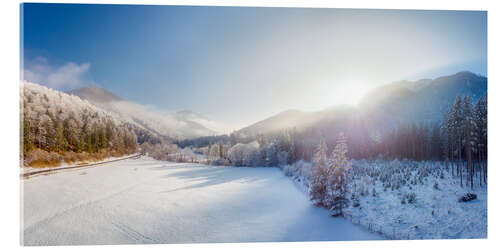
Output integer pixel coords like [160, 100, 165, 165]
[283, 159, 487, 240]
[21, 157, 383, 246]
[344, 159, 487, 240]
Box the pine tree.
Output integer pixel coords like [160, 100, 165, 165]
[474, 97, 487, 185]
[77, 133, 85, 153]
[327, 132, 351, 216]
[56, 120, 66, 153]
[310, 138, 329, 205]
[463, 96, 474, 188]
[450, 95, 463, 186]
[23, 117, 33, 153]
[86, 135, 92, 153]
[440, 119, 450, 171]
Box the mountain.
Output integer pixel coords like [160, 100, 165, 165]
[236, 106, 358, 138]
[237, 71, 487, 138]
[69, 86, 225, 141]
[360, 71, 487, 123]
[69, 86, 123, 103]
[22, 81, 138, 157]
[237, 109, 317, 137]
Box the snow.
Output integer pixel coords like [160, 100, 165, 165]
[21, 157, 383, 246]
[343, 160, 487, 240]
[283, 159, 487, 240]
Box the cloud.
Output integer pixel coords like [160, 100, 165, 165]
[23, 56, 93, 90]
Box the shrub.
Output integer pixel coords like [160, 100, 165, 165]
[459, 193, 477, 202]
[407, 193, 416, 204]
[24, 148, 62, 167]
[63, 151, 78, 164]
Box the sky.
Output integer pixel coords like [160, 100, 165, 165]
[21, 4, 487, 130]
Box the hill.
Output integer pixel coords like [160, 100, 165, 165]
[69, 86, 225, 140]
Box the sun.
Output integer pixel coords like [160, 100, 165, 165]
[336, 80, 370, 106]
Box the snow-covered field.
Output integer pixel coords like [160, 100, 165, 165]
[283, 159, 487, 240]
[344, 159, 487, 240]
[21, 157, 383, 246]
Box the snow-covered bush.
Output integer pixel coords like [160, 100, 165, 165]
[228, 141, 260, 167]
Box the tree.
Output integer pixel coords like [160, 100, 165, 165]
[86, 135, 92, 153]
[430, 123, 442, 160]
[77, 132, 85, 153]
[23, 116, 33, 153]
[256, 134, 268, 165]
[450, 95, 463, 186]
[463, 96, 474, 188]
[326, 132, 351, 216]
[474, 97, 487, 185]
[56, 120, 66, 153]
[310, 138, 329, 205]
[218, 142, 224, 159]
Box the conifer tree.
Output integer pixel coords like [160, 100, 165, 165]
[310, 138, 329, 205]
[23, 116, 33, 153]
[327, 132, 351, 216]
[450, 95, 463, 186]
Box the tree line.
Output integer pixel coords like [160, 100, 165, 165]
[442, 95, 487, 188]
[179, 95, 486, 178]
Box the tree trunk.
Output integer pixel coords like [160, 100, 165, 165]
[483, 149, 487, 185]
[451, 144, 454, 176]
[466, 120, 472, 189]
[479, 157, 482, 187]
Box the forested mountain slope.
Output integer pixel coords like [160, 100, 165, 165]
[21, 81, 138, 166]
[360, 71, 487, 124]
[237, 71, 486, 136]
[70, 86, 225, 140]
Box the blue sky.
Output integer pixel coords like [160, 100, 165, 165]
[21, 4, 487, 129]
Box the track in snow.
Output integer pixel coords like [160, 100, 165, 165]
[22, 157, 383, 245]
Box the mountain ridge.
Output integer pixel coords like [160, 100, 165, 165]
[236, 71, 487, 138]
[69, 86, 225, 140]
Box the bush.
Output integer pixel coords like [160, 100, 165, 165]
[211, 158, 231, 166]
[459, 193, 477, 202]
[63, 151, 78, 164]
[407, 192, 416, 204]
[22, 147, 135, 168]
[24, 149, 62, 167]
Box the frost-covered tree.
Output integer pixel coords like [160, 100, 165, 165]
[326, 132, 351, 216]
[463, 96, 474, 187]
[21, 81, 138, 166]
[310, 138, 329, 205]
[449, 95, 464, 186]
[310, 133, 351, 215]
[228, 142, 259, 167]
[474, 97, 487, 185]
